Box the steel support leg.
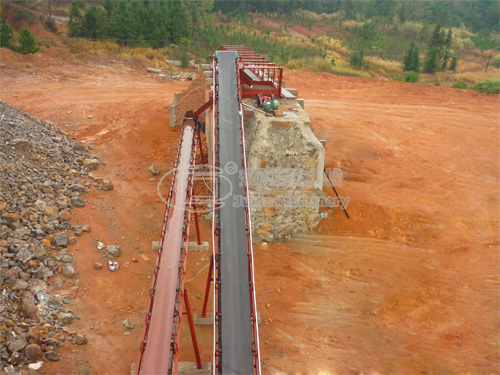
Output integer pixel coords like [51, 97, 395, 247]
[184, 289, 202, 370]
[201, 255, 213, 318]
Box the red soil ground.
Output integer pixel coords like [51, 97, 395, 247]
[0, 51, 498, 375]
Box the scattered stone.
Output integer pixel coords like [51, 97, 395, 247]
[62, 263, 77, 278]
[106, 245, 122, 258]
[93, 262, 103, 270]
[22, 298, 38, 317]
[2, 212, 20, 221]
[45, 351, 60, 361]
[82, 224, 91, 232]
[8, 336, 28, 352]
[86, 115, 93, 119]
[58, 210, 71, 221]
[28, 361, 44, 370]
[68, 236, 76, 245]
[149, 164, 160, 176]
[123, 319, 134, 330]
[71, 197, 85, 207]
[25, 344, 42, 362]
[82, 158, 99, 170]
[57, 312, 74, 325]
[10, 137, 31, 151]
[141, 254, 151, 262]
[102, 180, 113, 191]
[3, 365, 20, 375]
[88, 144, 96, 150]
[54, 232, 69, 247]
[75, 334, 87, 345]
[61, 254, 73, 263]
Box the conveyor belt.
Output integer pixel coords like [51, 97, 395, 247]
[217, 51, 254, 374]
[139, 120, 195, 374]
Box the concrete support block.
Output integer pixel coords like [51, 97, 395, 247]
[203, 71, 213, 78]
[174, 93, 179, 105]
[170, 104, 176, 129]
[296, 98, 305, 109]
[206, 78, 213, 85]
[178, 362, 212, 375]
[188, 241, 209, 251]
[320, 139, 326, 150]
[201, 64, 211, 71]
[152, 241, 160, 251]
[287, 88, 298, 96]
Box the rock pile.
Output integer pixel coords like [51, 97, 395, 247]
[0, 100, 102, 372]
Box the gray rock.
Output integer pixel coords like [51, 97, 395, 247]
[62, 263, 77, 278]
[54, 232, 68, 247]
[68, 236, 76, 245]
[81, 224, 91, 232]
[61, 254, 73, 263]
[13, 278, 29, 291]
[4, 365, 21, 375]
[106, 245, 122, 258]
[102, 180, 113, 191]
[11, 137, 31, 151]
[25, 343, 42, 362]
[16, 248, 33, 263]
[45, 351, 59, 361]
[71, 197, 85, 207]
[8, 337, 28, 352]
[149, 164, 160, 176]
[56, 312, 74, 325]
[75, 334, 87, 345]
[21, 298, 38, 317]
[123, 319, 134, 330]
[82, 158, 99, 170]
[93, 263, 103, 270]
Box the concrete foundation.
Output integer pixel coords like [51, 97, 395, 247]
[178, 362, 212, 375]
[170, 105, 176, 129]
[243, 98, 324, 242]
[188, 241, 209, 251]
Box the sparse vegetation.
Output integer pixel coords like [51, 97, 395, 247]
[472, 78, 500, 94]
[451, 81, 468, 89]
[404, 71, 420, 83]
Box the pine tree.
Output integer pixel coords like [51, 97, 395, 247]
[17, 27, 40, 54]
[0, 18, 14, 49]
[423, 47, 439, 73]
[403, 42, 420, 72]
[449, 56, 458, 71]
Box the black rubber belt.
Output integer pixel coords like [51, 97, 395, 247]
[217, 51, 254, 374]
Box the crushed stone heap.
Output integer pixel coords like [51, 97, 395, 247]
[0, 100, 101, 372]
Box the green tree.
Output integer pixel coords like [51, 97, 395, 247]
[449, 56, 458, 71]
[0, 18, 14, 49]
[423, 47, 439, 73]
[403, 42, 420, 71]
[68, 0, 84, 37]
[17, 27, 40, 54]
[349, 51, 364, 69]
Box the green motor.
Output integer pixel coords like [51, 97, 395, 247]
[262, 99, 279, 112]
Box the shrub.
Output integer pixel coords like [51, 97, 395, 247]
[492, 55, 500, 69]
[451, 81, 468, 89]
[472, 78, 500, 94]
[17, 27, 40, 54]
[404, 71, 419, 83]
[393, 76, 404, 81]
[349, 51, 364, 69]
[0, 18, 14, 49]
[44, 17, 57, 32]
[434, 80, 441, 86]
[330, 57, 336, 66]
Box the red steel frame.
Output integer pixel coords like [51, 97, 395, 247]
[221, 45, 283, 99]
[136, 116, 202, 374]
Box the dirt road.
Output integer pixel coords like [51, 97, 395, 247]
[1, 51, 498, 374]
